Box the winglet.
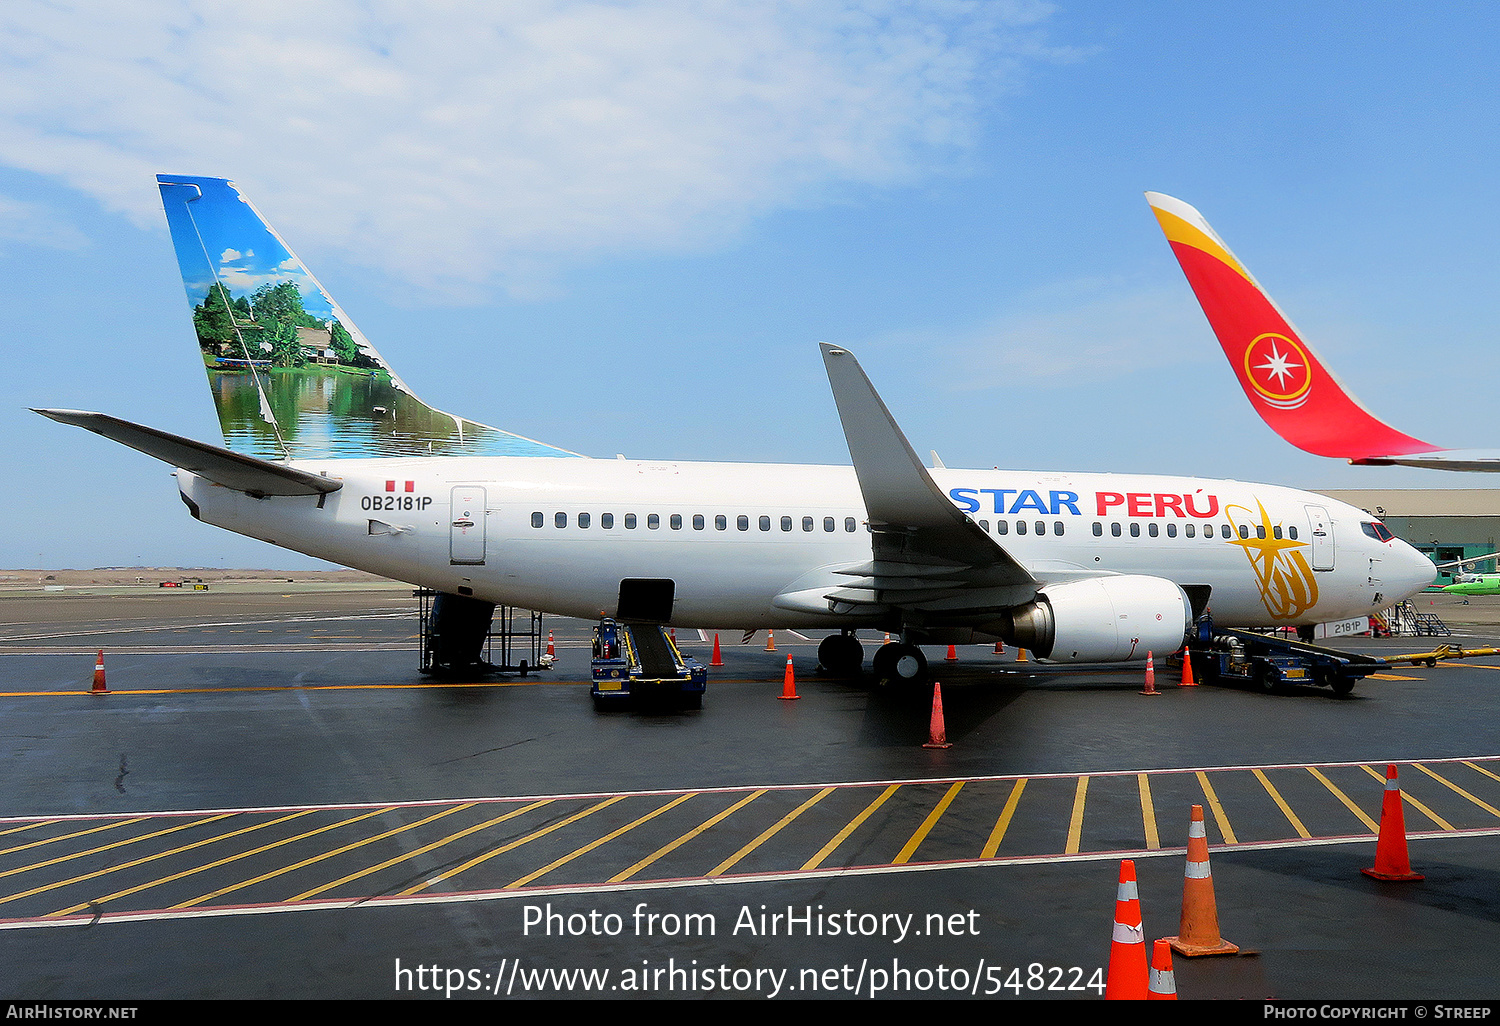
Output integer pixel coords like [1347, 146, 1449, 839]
[1146, 192, 1440, 462]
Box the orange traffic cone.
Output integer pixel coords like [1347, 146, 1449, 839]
[669, 627, 676, 643]
[945, 644, 958, 662]
[1106, 859, 1148, 1000]
[711, 633, 723, 666]
[1141, 652, 1159, 696]
[1016, 648, 1027, 663]
[1147, 940, 1178, 1000]
[923, 683, 952, 748]
[778, 655, 799, 700]
[993, 639, 1006, 655]
[883, 632, 892, 644]
[1164, 805, 1239, 956]
[1180, 645, 1197, 687]
[1362, 764, 1424, 881]
[765, 630, 776, 652]
[90, 650, 107, 694]
[546, 631, 555, 659]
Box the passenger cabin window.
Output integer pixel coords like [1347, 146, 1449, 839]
[781, 516, 792, 532]
[738, 515, 750, 531]
[602, 513, 614, 529]
[1148, 523, 1158, 538]
[670, 514, 682, 530]
[693, 514, 705, 530]
[1288, 526, 1298, 540]
[1092, 522, 1102, 537]
[1273, 526, 1282, 539]
[625, 514, 637, 529]
[1221, 524, 1232, 539]
[1016, 520, 1027, 536]
[1054, 521, 1064, 536]
[1185, 524, 1195, 538]
[1255, 525, 1265, 539]
[996, 520, 1008, 535]
[1111, 523, 1121, 537]
[1239, 525, 1250, 539]
[823, 517, 835, 532]
[555, 512, 567, 528]
[845, 517, 857, 532]
[578, 513, 590, 528]
[648, 514, 660, 529]
[532, 512, 543, 528]
[759, 516, 771, 531]
[1129, 523, 1140, 538]
[980, 520, 990, 532]
[716, 515, 727, 531]
[802, 517, 814, 532]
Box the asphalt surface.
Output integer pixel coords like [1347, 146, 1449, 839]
[2, 583, 1500, 1001]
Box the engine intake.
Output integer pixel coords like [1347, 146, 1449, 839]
[1003, 575, 1191, 662]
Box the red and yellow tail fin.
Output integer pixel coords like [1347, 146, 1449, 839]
[1146, 192, 1438, 461]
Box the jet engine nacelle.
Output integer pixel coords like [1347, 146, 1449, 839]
[1002, 575, 1191, 663]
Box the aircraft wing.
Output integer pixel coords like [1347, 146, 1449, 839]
[817, 344, 1038, 616]
[33, 409, 343, 497]
[1143, 192, 1498, 471]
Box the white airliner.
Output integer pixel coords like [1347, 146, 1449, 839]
[34, 176, 1435, 683]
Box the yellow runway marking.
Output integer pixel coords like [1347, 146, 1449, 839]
[1307, 767, 1379, 832]
[0, 815, 229, 886]
[0, 818, 143, 858]
[400, 796, 627, 896]
[619, 790, 767, 881]
[802, 786, 898, 871]
[1137, 773, 1159, 849]
[1464, 760, 1500, 784]
[1065, 776, 1088, 854]
[165, 807, 400, 909]
[708, 788, 834, 877]
[292, 800, 553, 902]
[0, 821, 59, 839]
[1196, 771, 1237, 844]
[893, 782, 964, 865]
[1253, 768, 1310, 838]
[1411, 763, 1500, 820]
[50, 809, 318, 915]
[1369, 673, 1423, 681]
[1359, 764, 1453, 830]
[980, 779, 1026, 859]
[506, 794, 696, 889]
[166, 805, 474, 910]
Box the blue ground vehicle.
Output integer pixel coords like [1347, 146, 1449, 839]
[591, 619, 707, 709]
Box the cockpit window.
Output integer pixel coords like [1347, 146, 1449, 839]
[1362, 521, 1395, 542]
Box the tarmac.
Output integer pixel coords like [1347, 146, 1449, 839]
[2, 577, 1500, 1001]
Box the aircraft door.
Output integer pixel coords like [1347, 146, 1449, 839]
[450, 486, 487, 565]
[1304, 504, 1334, 571]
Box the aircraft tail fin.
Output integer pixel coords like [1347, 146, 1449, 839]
[1145, 192, 1439, 462]
[157, 174, 583, 461]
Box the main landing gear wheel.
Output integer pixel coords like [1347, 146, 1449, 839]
[872, 643, 928, 686]
[818, 634, 865, 677]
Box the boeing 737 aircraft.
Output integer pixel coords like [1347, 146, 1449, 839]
[33, 176, 1436, 685]
[1146, 191, 1500, 473]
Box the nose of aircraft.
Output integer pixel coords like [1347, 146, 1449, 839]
[1389, 538, 1437, 600]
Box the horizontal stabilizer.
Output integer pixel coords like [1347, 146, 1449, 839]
[33, 409, 342, 497]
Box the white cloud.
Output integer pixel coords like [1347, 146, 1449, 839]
[0, 193, 88, 250]
[872, 278, 1215, 388]
[0, 1, 1073, 298]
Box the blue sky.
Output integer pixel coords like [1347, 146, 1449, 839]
[2, 2, 1498, 569]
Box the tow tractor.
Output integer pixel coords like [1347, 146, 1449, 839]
[590, 618, 707, 709]
[1184, 615, 1500, 695]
